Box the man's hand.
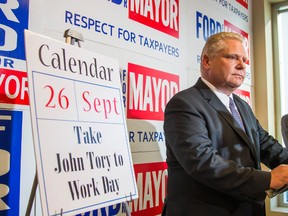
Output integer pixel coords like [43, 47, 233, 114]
[270, 164, 288, 189]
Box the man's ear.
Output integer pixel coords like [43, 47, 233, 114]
[202, 54, 211, 69]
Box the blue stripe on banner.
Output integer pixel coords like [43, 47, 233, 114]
[0, 0, 29, 60]
[0, 110, 23, 216]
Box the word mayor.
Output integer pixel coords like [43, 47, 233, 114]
[55, 151, 124, 200]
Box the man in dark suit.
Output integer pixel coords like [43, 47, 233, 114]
[162, 32, 288, 216]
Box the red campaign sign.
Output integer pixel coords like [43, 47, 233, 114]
[0, 68, 29, 105]
[127, 63, 179, 121]
[224, 20, 250, 65]
[236, 0, 248, 9]
[234, 89, 251, 106]
[131, 162, 168, 216]
[128, 0, 180, 38]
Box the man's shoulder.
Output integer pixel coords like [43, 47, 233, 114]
[172, 85, 200, 99]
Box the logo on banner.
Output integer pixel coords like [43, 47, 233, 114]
[0, 68, 29, 105]
[127, 63, 179, 121]
[0, 0, 29, 60]
[0, 110, 22, 216]
[196, 11, 223, 40]
[236, 0, 248, 9]
[196, 11, 250, 65]
[128, 0, 180, 38]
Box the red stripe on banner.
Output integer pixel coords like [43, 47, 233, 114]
[131, 162, 168, 216]
[127, 63, 179, 121]
[0, 68, 29, 105]
[236, 0, 248, 9]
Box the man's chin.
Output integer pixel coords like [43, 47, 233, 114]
[230, 78, 245, 86]
[227, 83, 242, 89]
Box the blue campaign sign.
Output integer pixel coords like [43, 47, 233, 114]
[0, 109, 23, 216]
[0, 0, 29, 60]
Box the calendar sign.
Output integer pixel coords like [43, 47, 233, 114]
[24, 30, 137, 216]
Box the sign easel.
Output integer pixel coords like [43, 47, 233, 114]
[25, 29, 138, 216]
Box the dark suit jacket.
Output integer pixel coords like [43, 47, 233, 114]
[162, 78, 288, 216]
[281, 114, 288, 148]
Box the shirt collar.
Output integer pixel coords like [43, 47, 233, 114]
[201, 77, 233, 110]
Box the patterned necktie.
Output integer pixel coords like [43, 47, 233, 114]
[229, 97, 245, 131]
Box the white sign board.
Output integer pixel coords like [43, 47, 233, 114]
[24, 30, 138, 216]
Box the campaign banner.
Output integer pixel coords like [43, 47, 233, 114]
[131, 161, 167, 216]
[128, 119, 166, 153]
[188, 0, 251, 85]
[24, 30, 137, 216]
[235, 88, 251, 106]
[76, 161, 168, 216]
[0, 109, 23, 216]
[0, 68, 29, 105]
[128, 0, 180, 38]
[28, 0, 186, 65]
[0, 0, 29, 60]
[236, 0, 248, 9]
[127, 63, 179, 121]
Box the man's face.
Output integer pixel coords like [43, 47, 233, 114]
[203, 39, 248, 95]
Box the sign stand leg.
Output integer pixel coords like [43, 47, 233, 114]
[25, 173, 38, 216]
[123, 201, 132, 216]
[123, 193, 133, 216]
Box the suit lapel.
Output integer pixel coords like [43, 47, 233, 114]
[208, 93, 251, 144]
[195, 79, 258, 161]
